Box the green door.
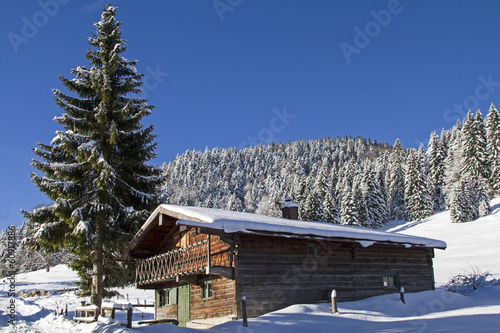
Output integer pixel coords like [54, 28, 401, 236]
[178, 284, 190, 327]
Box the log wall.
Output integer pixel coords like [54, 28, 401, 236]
[155, 277, 237, 321]
[154, 229, 235, 321]
[235, 234, 435, 318]
[190, 277, 237, 320]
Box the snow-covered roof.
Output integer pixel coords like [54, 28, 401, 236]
[156, 204, 446, 249]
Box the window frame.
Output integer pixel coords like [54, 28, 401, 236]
[157, 287, 177, 307]
[201, 280, 213, 300]
[382, 273, 400, 290]
[307, 242, 319, 257]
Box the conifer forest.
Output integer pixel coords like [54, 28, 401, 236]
[162, 105, 500, 226]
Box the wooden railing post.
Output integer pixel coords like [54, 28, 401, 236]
[331, 290, 338, 313]
[126, 304, 133, 329]
[400, 286, 405, 304]
[241, 296, 248, 327]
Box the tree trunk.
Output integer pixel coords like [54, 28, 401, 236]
[45, 254, 51, 272]
[90, 222, 104, 312]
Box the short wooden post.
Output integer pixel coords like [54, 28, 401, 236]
[241, 296, 248, 327]
[65, 304, 68, 317]
[126, 304, 133, 329]
[400, 286, 405, 304]
[331, 289, 338, 313]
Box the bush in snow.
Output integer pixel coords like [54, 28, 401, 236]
[445, 266, 498, 293]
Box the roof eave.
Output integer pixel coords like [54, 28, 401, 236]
[175, 220, 447, 250]
[121, 205, 209, 260]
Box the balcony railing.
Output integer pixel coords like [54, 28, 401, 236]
[136, 239, 209, 286]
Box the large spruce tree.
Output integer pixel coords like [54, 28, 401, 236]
[23, 6, 163, 309]
[388, 139, 407, 220]
[486, 104, 500, 196]
[405, 149, 433, 221]
[427, 131, 446, 212]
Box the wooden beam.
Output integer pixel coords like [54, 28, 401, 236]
[207, 234, 211, 270]
[207, 266, 234, 279]
[154, 225, 180, 254]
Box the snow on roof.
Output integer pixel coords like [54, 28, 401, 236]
[159, 204, 446, 249]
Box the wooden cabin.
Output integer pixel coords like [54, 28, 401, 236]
[122, 202, 446, 327]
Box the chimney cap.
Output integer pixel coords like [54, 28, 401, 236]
[281, 196, 298, 208]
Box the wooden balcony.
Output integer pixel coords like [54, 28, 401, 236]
[135, 239, 234, 287]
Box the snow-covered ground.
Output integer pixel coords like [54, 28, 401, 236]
[2, 198, 500, 332]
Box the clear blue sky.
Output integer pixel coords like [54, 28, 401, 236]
[2, 0, 500, 230]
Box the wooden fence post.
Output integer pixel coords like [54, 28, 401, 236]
[400, 286, 405, 304]
[65, 304, 68, 317]
[126, 304, 133, 329]
[331, 289, 338, 313]
[241, 296, 248, 327]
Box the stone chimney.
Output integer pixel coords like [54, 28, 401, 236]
[281, 196, 298, 220]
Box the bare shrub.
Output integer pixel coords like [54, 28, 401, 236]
[445, 265, 498, 293]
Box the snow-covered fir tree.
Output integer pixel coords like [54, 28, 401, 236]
[444, 120, 464, 207]
[361, 167, 389, 228]
[23, 6, 163, 308]
[486, 104, 500, 196]
[388, 139, 407, 220]
[340, 188, 359, 226]
[458, 110, 490, 219]
[405, 149, 433, 221]
[427, 131, 446, 212]
[462, 110, 490, 182]
[322, 190, 340, 224]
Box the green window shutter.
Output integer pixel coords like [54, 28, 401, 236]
[155, 290, 160, 307]
[171, 287, 177, 305]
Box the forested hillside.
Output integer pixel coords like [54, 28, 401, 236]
[162, 105, 500, 227]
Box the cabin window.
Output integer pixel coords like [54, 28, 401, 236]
[201, 280, 213, 299]
[307, 243, 319, 257]
[157, 288, 177, 307]
[382, 273, 400, 289]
